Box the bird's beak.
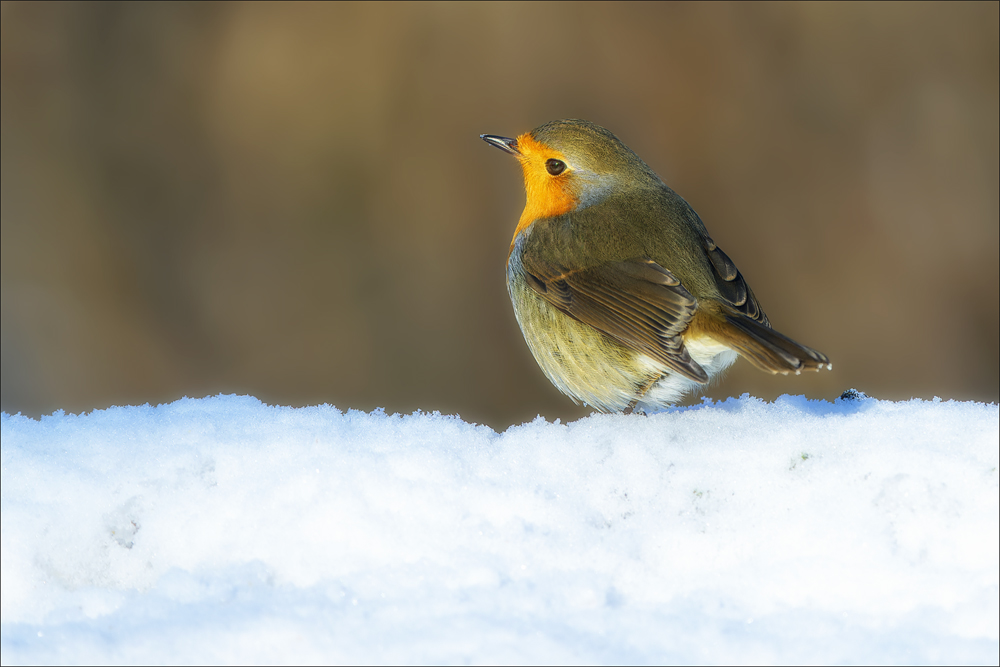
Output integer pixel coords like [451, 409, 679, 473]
[481, 134, 520, 156]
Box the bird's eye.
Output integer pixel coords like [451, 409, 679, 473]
[545, 159, 566, 176]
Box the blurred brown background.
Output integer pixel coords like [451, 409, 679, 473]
[2, 2, 997, 429]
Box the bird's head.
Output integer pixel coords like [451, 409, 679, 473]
[483, 119, 660, 246]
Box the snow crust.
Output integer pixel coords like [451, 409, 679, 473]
[1, 394, 998, 665]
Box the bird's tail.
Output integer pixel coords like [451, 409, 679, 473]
[695, 302, 831, 375]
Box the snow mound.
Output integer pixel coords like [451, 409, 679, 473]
[1, 394, 998, 664]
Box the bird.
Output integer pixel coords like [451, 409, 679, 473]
[482, 119, 831, 414]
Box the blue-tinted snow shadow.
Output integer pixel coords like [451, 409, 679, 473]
[647, 389, 881, 419]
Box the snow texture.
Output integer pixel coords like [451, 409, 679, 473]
[1, 393, 998, 665]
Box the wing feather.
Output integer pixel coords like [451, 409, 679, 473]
[702, 237, 768, 326]
[520, 255, 709, 383]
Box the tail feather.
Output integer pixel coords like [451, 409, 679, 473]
[700, 303, 831, 375]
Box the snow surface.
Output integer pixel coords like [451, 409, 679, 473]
[1, 394, 997, 665]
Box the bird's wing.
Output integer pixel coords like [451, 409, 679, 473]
[701, 237, 769, 326]
[519, 254, 710, 383]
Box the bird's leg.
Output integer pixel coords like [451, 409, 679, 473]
[624, 373, 663, 414]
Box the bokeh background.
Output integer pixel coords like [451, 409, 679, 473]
[2, 2, 997, 429]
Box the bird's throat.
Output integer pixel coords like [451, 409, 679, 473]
[510, 134, 578, 253]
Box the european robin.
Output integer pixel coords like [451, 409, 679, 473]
[482, 119, 831, 413]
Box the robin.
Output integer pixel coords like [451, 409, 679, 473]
[482, 119, 831, 414]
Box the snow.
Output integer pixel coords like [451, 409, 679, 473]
[1, 393, 997, 665]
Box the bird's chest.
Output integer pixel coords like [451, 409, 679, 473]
[506, 240, 649, 412]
